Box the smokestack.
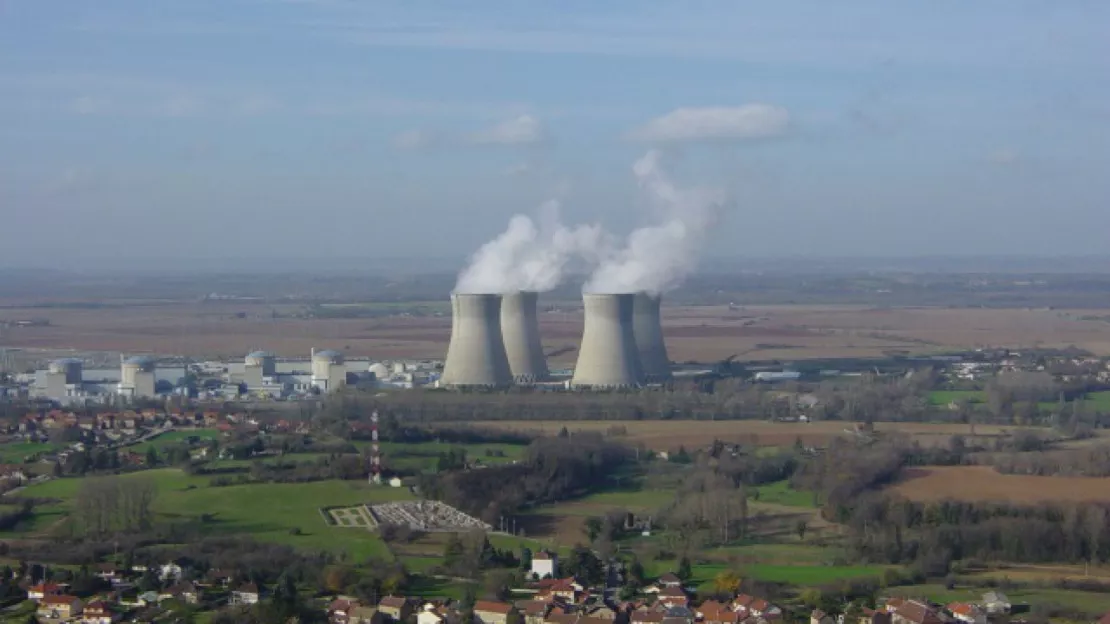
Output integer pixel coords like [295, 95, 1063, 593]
[571, 293, 643, 388]
[501, 291, 550, 383]
[440, 293, 513, 388]
[633, 292, 672, 382]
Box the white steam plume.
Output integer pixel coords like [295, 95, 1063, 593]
[455, 200, 611, 294]
[584, 149, 726, 294]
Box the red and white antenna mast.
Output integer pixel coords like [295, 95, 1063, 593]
[369, 410, 382, 484]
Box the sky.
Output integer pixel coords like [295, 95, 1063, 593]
[0, 0, 1108, 269]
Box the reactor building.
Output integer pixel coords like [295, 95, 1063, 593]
[117, 355, 157, 399]
[440, 293, 513, 388]
[500, 291, 550, 383]
[632, 292, 673, 382]
[571, 293, 644, 388]
[311, 349, 348, 393]
[41, 358, 84, 400]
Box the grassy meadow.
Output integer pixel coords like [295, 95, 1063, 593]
[12, 468, 412, 560]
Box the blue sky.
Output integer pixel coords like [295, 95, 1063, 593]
[1, 1, 1107, 267]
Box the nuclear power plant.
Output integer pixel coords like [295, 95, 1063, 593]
[632, 292, 672, 382]
[500, 291, 550, 382]
[439, 293, 513, 388]
[118, 355, 157, 398]
[570, 293, 644, 388]
[438, 289, 680, 390]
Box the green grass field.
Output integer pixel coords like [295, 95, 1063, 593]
[887, 584, 1110, 616]
[643, 558, 880, 589]
[14, 468, 412, 560]
[751, 480, 817, 508]
[928, 390, 986, 406]
[369, 441, 527, 474]
[744, 563, 884, 585]
[0, 441, 61, 463]
[1082, 391, 1110, 411]
[713, 543, 843, 565]
[129, 428, 222, 453]
[572, 489, 675, 510]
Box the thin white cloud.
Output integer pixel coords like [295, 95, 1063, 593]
[988, 148, 1021, 165]
[160, 95, 207, 118]
[468, 114, 546, 145]
[629, 105, 790, 143]
[392, 129, 441, 150]
[236, 95, 282, 116]
[71, 95, 112, 115]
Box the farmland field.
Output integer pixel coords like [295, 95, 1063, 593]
[889, 465, 1110, 503]
[927, 390, 986, 405]
[0, 441, 61, 463]
[12, 469, 412, 559]
[885, 584, 1110, 617]
[462, 420, 1030, 450]
[7, 300, 1110, 364]
[752, 480, 817, 508]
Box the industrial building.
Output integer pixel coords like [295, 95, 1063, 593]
[439, 293, 513, 388]
[571, 293, 645, 388]
[501, 291, 550, 383]
[632, 292, 673, 382]
[32, 356, 184, 405]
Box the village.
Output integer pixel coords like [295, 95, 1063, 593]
[6, 551, 1033, 624]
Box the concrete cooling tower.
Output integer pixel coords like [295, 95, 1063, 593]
[633, 292, 672, 382]
[440, 293, 513, 388]
[571, 293, 644, 388]
[500, 291, 550, 383]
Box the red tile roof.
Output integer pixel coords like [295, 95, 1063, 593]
[475, 600, 513, 615]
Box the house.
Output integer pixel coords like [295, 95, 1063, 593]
[37, 594, 83, 620]
[518, 600, 552, 624]
[163, 581, 202, 605]
[351, 605, 381, 624]
[699, 601, 739, 624]
[657, 573, 683, 588]
[230, 582, 260, 605]
[890, 600, 947, 624]
[533, 551, 559, 579]
[981, 592, 1011, 615]
[535, 578, 584, 603]
[657, 586, 689, 608]
[858, 608, 892, 624]
[631, 611, 665, 624]
[95, 563, 123, 585]
[158, 562, 183, 581]
[378, 596, 412, 622]
[204, 568, 233, 587]
[812, 610, 836, 624]
[0, 464, 28, 483]
[329, 597, 365, 623]
[419, 603, 456, 624]
[662, 605, 695, 624]
[28, 582, 63, 601]
[82, 600, 115, 624]
[583, 604, 620, 621]
[945, 603, 984, 624]
[750, 599, 781, 619]
[474, 600, 514, 624]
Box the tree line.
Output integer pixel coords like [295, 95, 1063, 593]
[418, 433, 631, 522]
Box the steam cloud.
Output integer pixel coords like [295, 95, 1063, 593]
[454, 200, 611, 294]
[584, 149, 726, 295]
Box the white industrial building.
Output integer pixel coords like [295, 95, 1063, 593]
[32, 356, 184, 405]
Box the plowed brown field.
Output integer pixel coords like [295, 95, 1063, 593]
[4, 302, 1110, 364]
[463, 420, 1022, 451]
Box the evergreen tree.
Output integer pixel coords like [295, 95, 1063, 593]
[677, 556, 692, 582]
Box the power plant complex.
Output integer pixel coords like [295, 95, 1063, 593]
[439, 290, 673, 389]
